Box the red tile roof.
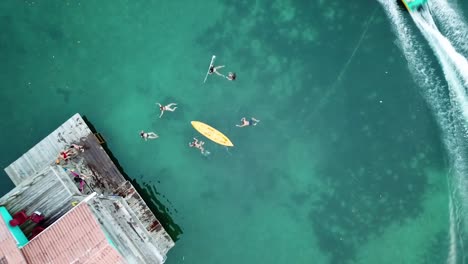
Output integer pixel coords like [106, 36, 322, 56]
[0, 217, 27, 264]
[21, 203, 125, 264]
[83, 244, 127, 264]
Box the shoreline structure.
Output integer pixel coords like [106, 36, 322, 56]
[0, 113, 175, 264]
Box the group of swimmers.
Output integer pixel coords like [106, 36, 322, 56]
[209, 64, 237, 81]
[139, 56, 260, 155]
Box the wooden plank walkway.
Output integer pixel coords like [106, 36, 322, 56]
[78, 134, 126, 192]
[75, 137, 175, 254]
[115, 182, 175, 255]
[88, 197, 166, 264]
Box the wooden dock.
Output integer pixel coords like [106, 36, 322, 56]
[5, 114, 91, 186]
[2, 113, 175, 263]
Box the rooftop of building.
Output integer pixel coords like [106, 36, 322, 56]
[0, 200, 125, 264]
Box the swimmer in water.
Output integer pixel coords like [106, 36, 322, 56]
[236, 117, 260, 127]
[157, 102, 178, 118]
[209, 65, 226, 78]
[140, 130, 159, 141]
[189, 138, 205, 153]
[226, 72, 236, 81]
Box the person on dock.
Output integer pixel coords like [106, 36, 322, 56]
[56, 148, 78, 163]
[236, 117, 260, 127]
[189, 138, 205, 153]
[140, 131, 159, 141]
[68, 144, 84, 153]
[226, 72, 236, 81]
[66, 168, 88, 192]
[209, 65, 226, 78]
[72, 174, 87, 192]
[157, 102, 178, 118]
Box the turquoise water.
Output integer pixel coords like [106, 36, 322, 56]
[1, 1, 467, 263]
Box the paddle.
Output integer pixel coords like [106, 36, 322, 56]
[203, 55, 216, 83]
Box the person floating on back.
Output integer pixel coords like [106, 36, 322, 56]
[140, 130, 159, 141]
[236, 117, 260, 127]
[209, 65, 226, 78]
[226, 72, 236, 81]
[157, 102, 177, 118]
[189, 138, 205, 153]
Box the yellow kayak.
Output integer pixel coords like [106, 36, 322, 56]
[191, 121, 234, 147]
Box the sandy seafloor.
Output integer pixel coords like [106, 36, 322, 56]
[1, 0, 468, 263]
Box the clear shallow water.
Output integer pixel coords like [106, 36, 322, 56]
[0, 1, 467, 263]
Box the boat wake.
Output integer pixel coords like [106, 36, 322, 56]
[378, 0, 468, 263]
[429, 0, 468, 58]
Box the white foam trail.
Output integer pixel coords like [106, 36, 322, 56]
[429, 0, 468, 57]
[447, 147, 468, 263]
[412, 15, 468, 131]
[413, 12, 468, 86]
[448, 194, 458, 264]
[375, 0, 447, 113]
[377, 1, 468, 263]
[417, 7, 468, 264]
[416, 8, 468, 263]
[412, 14, 468, 251]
